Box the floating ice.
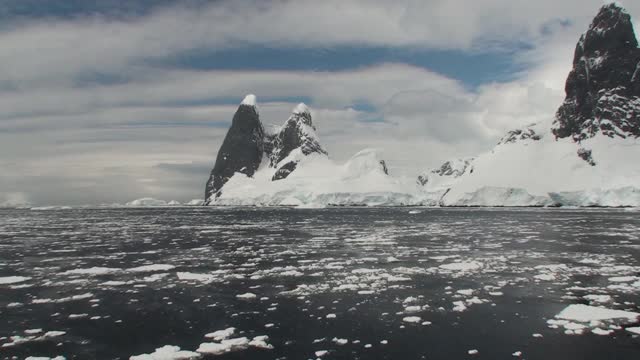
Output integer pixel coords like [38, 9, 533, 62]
[556, 304, 639, 322]
[61, 267, 120, 276]
[439, 261, 482, 271]
[236, 293, 257, 299]
[204, 328, 235, 341]
[0, 276, 31, 285]
[177, 272, 216, 283]
[402, 316, 422, 323]
[129, 345, 201, 360]
[127, 264, 175, 273]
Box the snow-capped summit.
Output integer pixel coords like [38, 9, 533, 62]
[205, 99, 332, 203]
[204, 95, 265, 203]
[553, 3, 640, 142]
[292, 102, 311, 116]
[419, 4, 640, 207]
[240, 94, 257, 106]
[269, 103, 328, 180]
[203, 99, 418, 206]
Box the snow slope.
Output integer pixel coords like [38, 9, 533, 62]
[424, 122, 640, 207]
[215, 149, 421, 207]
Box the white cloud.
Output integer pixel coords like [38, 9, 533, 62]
[1, 0, 638, 204]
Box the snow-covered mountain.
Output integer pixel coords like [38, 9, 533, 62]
[204, 97, 420, 206]
[205, 4, 640, 207]
[419, 4, 640, 207]
[267, 103, 328, 181]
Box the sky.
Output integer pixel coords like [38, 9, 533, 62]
[0, 0, 639, 206]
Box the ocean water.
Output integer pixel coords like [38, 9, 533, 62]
[1, 207, 639, 359]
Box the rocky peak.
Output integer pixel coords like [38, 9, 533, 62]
[552, 3, 640, 141]
[204, 95, 265, 203]
[269, 103, 328, 180]
[498, 124, 541, 145]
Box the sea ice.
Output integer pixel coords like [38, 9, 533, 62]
[0, 276, 31, 285]
[439, 261, 482, 271]
[61, 267, 120, 276]
[556, 304, 640, 322]
[127, 264, 175, 273]
[129, 345, 201, 360]
[402, 316, 421, 323]
[236, 293, 257, 299]
[204, 328, 235, 341]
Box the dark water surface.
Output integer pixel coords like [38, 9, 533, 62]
[1, 207, 639, 359]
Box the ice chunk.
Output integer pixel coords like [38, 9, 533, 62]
[127, 264, 175, 273]
[591, 328, 613, 336]
[204, 328, 235, 341]
[556, 304, 639, 322]
[236, 293, 257, 299]
[129, 345, 201, 360]
[439, 262, 482, 271]
[402, 316, 421, 323]
[332, 338, 348, 345]
[177, 272, 215, 283]
[61, 267, 120, 276]
[315, 350, 329, 357]
[248, 335, 273, 349]
[0, 276, 31, 284]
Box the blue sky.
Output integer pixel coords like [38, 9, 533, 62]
[0, 0, 638, 205]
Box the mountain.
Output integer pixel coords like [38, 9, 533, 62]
[204, 97, 410, 206]
[418, 4, 640, 207]
[268, 103, 328, 181]
[204, 95, 264, 203]
[205, 4, 640, 208]
[553, 3, 640, 143]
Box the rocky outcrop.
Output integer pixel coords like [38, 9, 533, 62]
[204, 97, 331, 203]
[498, 125, 542, 145]
[552, 4, 640, 142]
[418, 158, 473, 186]
[269, 103, 328, 181]
[204, 95, 264, 203]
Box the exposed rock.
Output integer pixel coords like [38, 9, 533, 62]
[269, 103, 328, 181]
[577, 148, 596, 166]
[204, 95, 264, 203]
[418, 158, 473, 186]
[498, 125, 541, 145]
[552, 4, 640, 141]
[272, 161, 297, 181]
[379, 160, 389, 175]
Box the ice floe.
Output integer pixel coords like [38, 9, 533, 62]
[0, 276, 31, 285]
[130, 345, 201, 360]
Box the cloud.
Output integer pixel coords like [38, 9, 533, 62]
[1, 0, 637, 87]
[1, 0, 639, 204]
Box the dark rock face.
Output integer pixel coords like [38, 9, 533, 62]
[269, 105, 327, 181]
[498, 126, 541, 145]
[577, 147, 596, 166]
[204, 103, 264, 203]
[552, 4, 640, 141]
[418, 159, 472, 186]
[379, 160, 389, 175]
[272, 161, 297, 181]
[204, 99, 330, 203]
